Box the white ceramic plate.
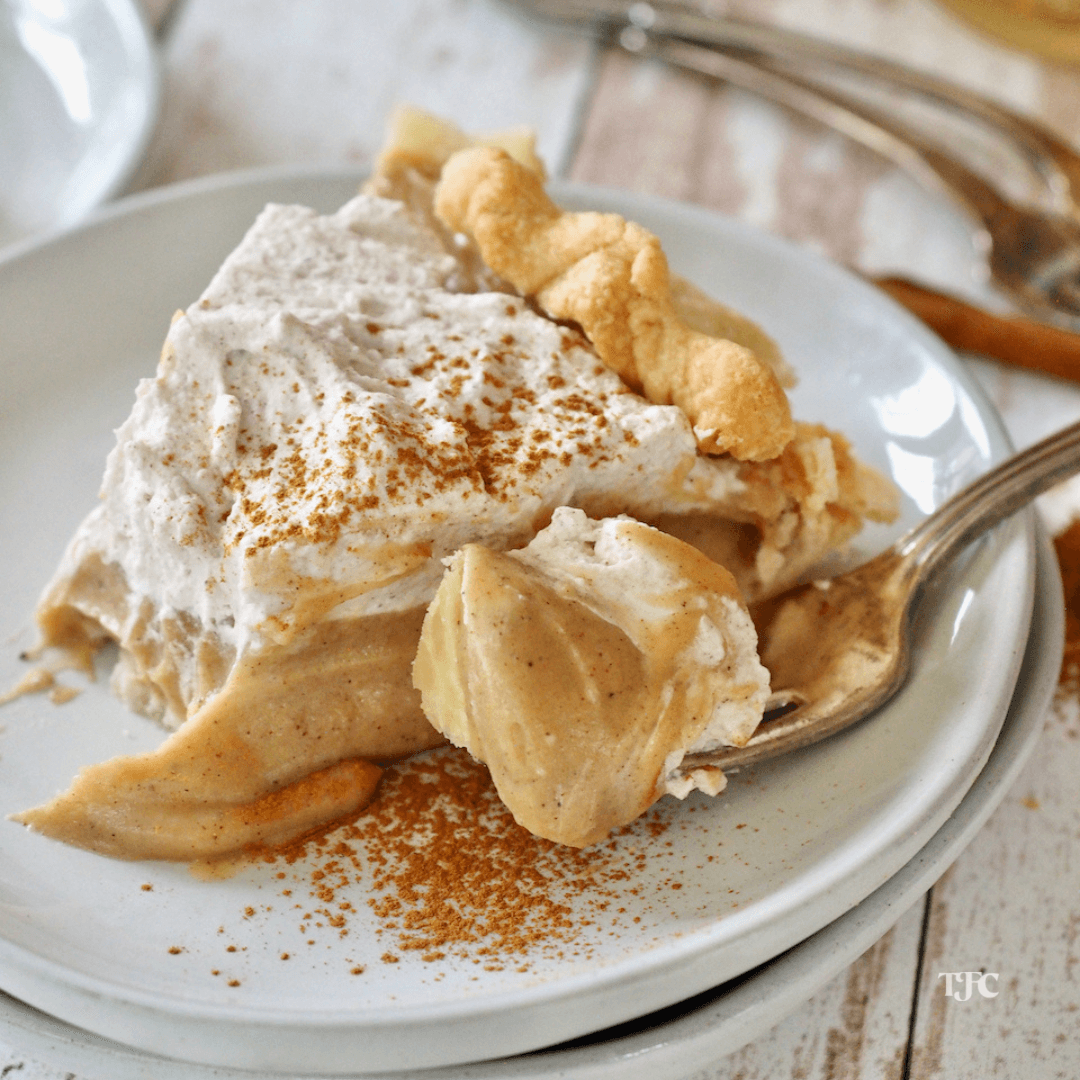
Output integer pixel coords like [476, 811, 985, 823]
[0, 168, 1036, 1073]
[0, 520, 1059, 1080]
[0, 0, 159, 249]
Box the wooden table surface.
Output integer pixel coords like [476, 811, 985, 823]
[4, 1, 1080, 1076]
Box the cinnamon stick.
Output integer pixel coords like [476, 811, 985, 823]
[872, 275, 1080, 385]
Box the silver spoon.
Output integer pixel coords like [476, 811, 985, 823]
[674, 418, 1080, 779]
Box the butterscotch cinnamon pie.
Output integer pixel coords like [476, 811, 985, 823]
[13, 109, 896, 859]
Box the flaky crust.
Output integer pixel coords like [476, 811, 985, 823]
[653, 422, 900, 604]
[667, 274, 796, 390]
[434, 146, 794, 461]
[363, 105, 545, 294]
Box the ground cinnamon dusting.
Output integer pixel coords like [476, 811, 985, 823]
[259, 748, 671, 969]
[208, 322, 630, 559]
[1055, 521, 1080, 681]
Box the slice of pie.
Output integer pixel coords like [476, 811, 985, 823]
[13, 112, 896, 859]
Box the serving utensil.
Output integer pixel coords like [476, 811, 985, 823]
[511, 0, 1080, 331]
[515, 0, 1080, 213]
[675, 417, 1080, 778]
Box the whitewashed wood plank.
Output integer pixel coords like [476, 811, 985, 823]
[685, 900, 925, 1080]
[130, 0, 595, 191]
[567, 46, 983, 302]
[907, 690, 1080, 1079]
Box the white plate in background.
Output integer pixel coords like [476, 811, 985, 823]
[0, 169, 1036, 1072]
[0, 0, 159, 249]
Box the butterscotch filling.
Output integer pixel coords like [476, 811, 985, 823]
[414, 510, 770, 848]
[13, 607, 431, 860]
[652, 422, 899, 603]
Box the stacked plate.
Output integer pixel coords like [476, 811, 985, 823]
[0, 171, 1059, 1079]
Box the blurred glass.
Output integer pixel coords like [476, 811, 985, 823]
[0, 0, 159, 248]
[939, 0, 1080, 65]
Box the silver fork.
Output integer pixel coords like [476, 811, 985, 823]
[509, 0, 1080, 331]
[676, 416, 1080, 778]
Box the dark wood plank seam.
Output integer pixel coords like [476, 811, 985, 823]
[901, 888, 935, 1080]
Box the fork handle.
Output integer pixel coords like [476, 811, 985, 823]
[625, 32, 1013, 238]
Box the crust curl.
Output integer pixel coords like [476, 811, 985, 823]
[363, 105, 545, 294]
[434, 146, 794, 461]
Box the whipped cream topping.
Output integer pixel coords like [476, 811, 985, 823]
[60, 194, 747, 659]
